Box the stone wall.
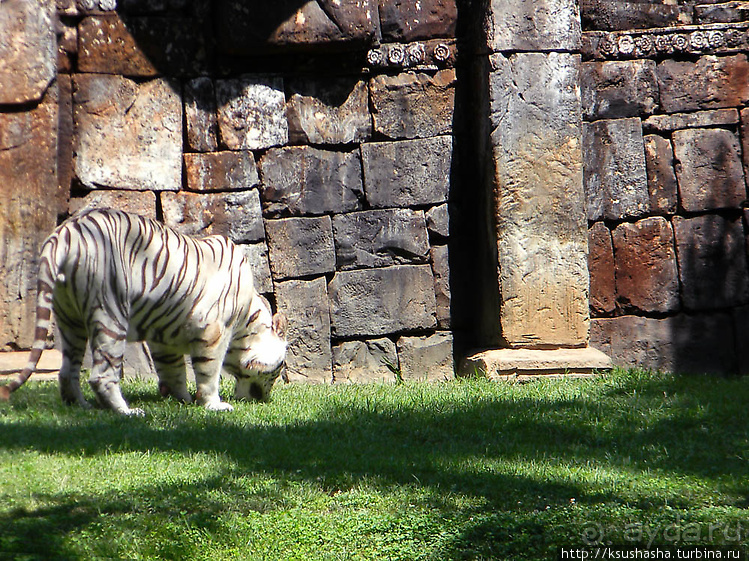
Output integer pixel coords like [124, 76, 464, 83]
[582, 5, 749, 374]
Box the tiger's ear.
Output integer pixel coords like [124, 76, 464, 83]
[272, 312, 288, 339]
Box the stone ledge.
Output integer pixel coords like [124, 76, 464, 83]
[459, 347, 613, 380]
[0, 350, 62, 380]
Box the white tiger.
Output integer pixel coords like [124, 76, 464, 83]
[0, 208, 287, 415]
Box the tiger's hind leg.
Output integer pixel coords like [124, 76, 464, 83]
[148, 342, 192, 404]
[57, 327, 90, 409]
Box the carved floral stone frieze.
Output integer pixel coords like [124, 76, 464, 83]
[583, 22, 749, 59]
[366, 40, 456, 69]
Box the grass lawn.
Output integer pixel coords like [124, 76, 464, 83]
[0, 368, 747, 560]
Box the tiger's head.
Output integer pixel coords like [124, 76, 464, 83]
[234, 303, 288, 403]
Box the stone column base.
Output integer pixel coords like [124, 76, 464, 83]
[459, 347, 613, 381]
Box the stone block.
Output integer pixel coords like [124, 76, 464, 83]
[332, 338, 398, 383]
[695, 3, 749, 23]
[673, 214, 749, 311]
[184, 151, 259, 193]
[0, 0, 56, 104]
[332, 209, 429, 270]
[657, 55, 749, 113]
[397, 332, 454, 381]
[487, 0, 581, 52]
[69, 190, 157, 219]
[580, 1, 689, 31]
[73, 75, 182, 191]
[57, 16, 78, 73]
[275, 277, 332, 383]
[583, 118, 649, 221]
[370, 69, 456, 139]
[260, 146, 363, 216]
[430, 245, 451, 328]
[581, 60, 658, 120]
[360, 136, 451, 208]
[184, 77, 219, 152]
[673, 128, 746, 212]
[216, 75, 288, 150]
[460, 347, 612, 379]
[612, 217, 679, 314]
[240, 243, 273, 295]
[643, 135, 678, 215]
[378, 0, 457, 42]
[425, 204, 450, 239]
[643, 109, 739, 133]
[741, 108, 749, 178]
[489, 52, 589, 347]
[265, 217, 336, 280]
[588, 222, 615, 316]
[160, 190, 265, 243]
[329, 265, 437, 337]
[287, 78, 371, 145]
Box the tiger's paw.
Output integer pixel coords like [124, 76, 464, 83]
[205, 401, 234, 412]
[124, 407, 146, 417]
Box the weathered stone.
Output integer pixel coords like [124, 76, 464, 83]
[673, 128, 746, 212]
[460, 347, 612, 378]
[580, 1, 690, 31]
[0, 0, 56, 104]
[287, 78, 371, 145]
[260, 147, 363, 216]
[215, 0, 378, 55]
[332, 338, 398, 383]
[397, 332, 454, 381]
[160, 190, 265, 243]
[378, 0, 457, 42]
[0, 84, 62, 350]
[425, 204, 450, 239]
[57, 16, 78, 73]
[57, 75, 75, 197]
[241, 243, 273, 295]
[489, 52, 589, 347]
[275, 277, 332, 383]
[360, 136, 452, 208]
[329, 265, 437, 337]
[695, 3, 749, 24]
[184, 151, 259, 193]
[332, 209, 429, 270]
[73, 75, 182, 191]
[184, 77, 219, 152]
[430, 245, 451, 328]
[643, 135, 678, 215]
[265, 217, 336, 280]
[657, 55, 749, 113]
[588, 222, 615, 316]
[643, 109, 739, 132]
[612, 217, 679, 314]
[69, 190, 157, 219]
[370, 69, 456, 139]
[487, 0, 581, 51]
[583, 118, 649, 221]
[673, 214, 749, 311]
[580, 60, 658, 120]
[741, 108, 749, 177]
[216, 75, 288, 150]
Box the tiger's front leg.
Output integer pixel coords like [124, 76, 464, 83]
[192, 324, 233, 412]
[148, 342, 192, 404]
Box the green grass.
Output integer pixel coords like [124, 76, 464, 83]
[0, 369, 747, 560]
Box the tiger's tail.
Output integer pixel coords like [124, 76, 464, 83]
[0, 237, 60, 401]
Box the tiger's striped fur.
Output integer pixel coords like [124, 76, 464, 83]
[0, 208, 287, 415]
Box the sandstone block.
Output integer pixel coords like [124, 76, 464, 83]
[332, 338, 398, 383]
[184, 151, 259, 193]
[643, 109, 739, 133]
[378, 0, 457, 42]
[275, 277, 332, 383]
[460, 347, 612, 378]
[588, 222, 616, 316]
[73, 75, 182, 191]
[370, 70, 456, 140]
[184, 77, 219, 152]
[425, 204, 450, 239]
[265, 217, 336, 280]
[260, 146, 363, 216]
[160, 190, 264, 243]
[612, 217, 679, 314]
[487, 0, 581, 51]
[0, 0, 56, 104]
[673, 214, 749, 310]
[329, 266, 437, 337]
[69, 190, 157, 219]
[397, 332, 454, 381]
[332, 209, 430, 270]
[287, 78, 371, 145]
[216, 75, 288, 150]
[430, 245, 451, 328]
[643, 135, 678, 215]
[241, 243, 273, 295]
[581, 60, 658, 120]
[657, 55, 749, 113]
[740, 108, 749, 177]
[673, 128, 746, 212]
[583, 118, 649, 221]
[580, 1, 689, 31]
[361, 136, 451, 208]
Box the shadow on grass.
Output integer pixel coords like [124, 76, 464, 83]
[1, 371, 747, 559]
